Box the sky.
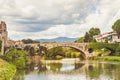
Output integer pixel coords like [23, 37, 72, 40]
[0, 0, 120, 40]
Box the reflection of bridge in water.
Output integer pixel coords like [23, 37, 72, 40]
[27, 59, 95, 75]
[24, 42, 91, 59]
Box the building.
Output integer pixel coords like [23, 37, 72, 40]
[93, 32, 120, 43]
[0, 21, 8, 55]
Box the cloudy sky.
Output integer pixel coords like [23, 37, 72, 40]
[0, 0, 120, 40]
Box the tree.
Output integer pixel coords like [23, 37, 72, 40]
[84, 32, 93, 42]
[84, 27, 101, 42]
[22, 39, 40, 44]
[46, 47, 65, 59]
[2, 49, 27, 69]
[89, 27, 100, 36]
[112, 19, 120, 35]
[75, 37, 84, 43]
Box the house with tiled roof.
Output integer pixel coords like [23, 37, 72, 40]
[93, 31, 120, 43]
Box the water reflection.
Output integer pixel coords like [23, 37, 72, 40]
[13, 60, 120, 80]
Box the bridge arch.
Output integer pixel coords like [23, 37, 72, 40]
[23, 43, 89, 59]
[46, 45, 88, 59]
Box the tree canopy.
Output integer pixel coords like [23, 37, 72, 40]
[89, 27, 101, 36]
[112, 19, 120, 35]
[22, 39, 40, 44]
[76, 27, 101, 42]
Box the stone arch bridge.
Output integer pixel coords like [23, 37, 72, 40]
[23, 43, 92, 59]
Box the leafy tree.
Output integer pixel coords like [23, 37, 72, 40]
[84, 32, 92, 42]
[115, 45, 120, 56]
[89, 27, 100, 36]
[84, 27, 100, 42]
[46, 47, 65, 59]
[1, 49, 27, 69]
[112, 19, 120, 35]
[22, 39, 40, 44]
[75, 37, 84, 43]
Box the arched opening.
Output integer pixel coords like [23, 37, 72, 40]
[46, 46, 87, 60]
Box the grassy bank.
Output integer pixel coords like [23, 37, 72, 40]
[90, 56, 120, 61]
[0, 59, 16, 80]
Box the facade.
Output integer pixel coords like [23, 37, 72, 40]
[0, 21, 8, 55]
[93, 32, 120, 43]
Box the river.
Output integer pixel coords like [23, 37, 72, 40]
[13, 59, 120, 80]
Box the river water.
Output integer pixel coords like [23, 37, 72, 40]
[13, 59, 120, 80]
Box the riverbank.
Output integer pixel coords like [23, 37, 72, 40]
[0, 59, 16, 80]
[90, 56, 120, 61]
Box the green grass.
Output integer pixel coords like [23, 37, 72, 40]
[91, 56, 120, 61]
[0, 59, 16, 80]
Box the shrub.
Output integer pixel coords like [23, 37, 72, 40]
[115, 45, 120, 56]
[1, 49, 27, 69]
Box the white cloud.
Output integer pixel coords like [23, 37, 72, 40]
[0, 0, 120, 40]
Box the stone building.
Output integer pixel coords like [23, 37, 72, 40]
[0, 21, 8, 55]
[93, 32, 120, 43]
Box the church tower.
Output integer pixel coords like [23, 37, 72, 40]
[0, 21, 8, 55]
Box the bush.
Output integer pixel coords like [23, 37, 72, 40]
[1, 49, 27, 69]
[0, 59, 16, 80]
[56, 55, 63, 59]
[88, 42, 119, 56]
[115, 45, 120, 56]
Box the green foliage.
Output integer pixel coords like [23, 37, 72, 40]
[84, 27, 100, 42]
[46, 47, 81, 59]
[89, 27, 101, 36]
[84, 32, 93, 42]
[22, 39, 40, 44]
[1, 49, 27, 69]
[112, 19, 120, 35]
[88, 42, 119, 56]
[88, 42, 118, 50]
[75, 37, 84, 43]
[91, 56, 120, 61]
[0, 59, 16, 80]
[46, 47, 65, 59]
[76, 27, 101, 42]
[115, 45, 120, 56]
[55, 55, 63, 59]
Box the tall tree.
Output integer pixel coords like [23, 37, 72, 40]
[84, 27, 100, 42]
[89, 27, 101, 36]
[84, 32, 92, 42]
[112, 19, 120, 35]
